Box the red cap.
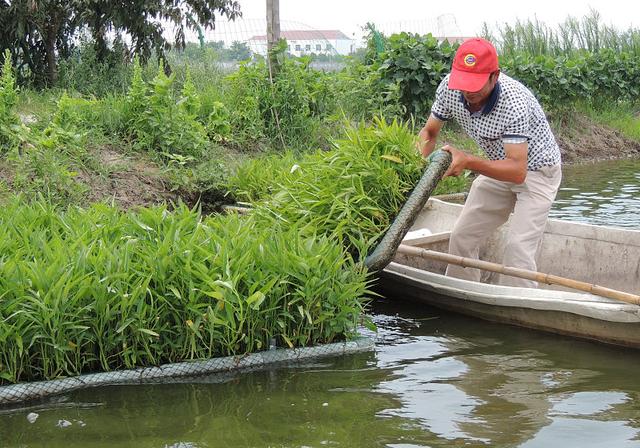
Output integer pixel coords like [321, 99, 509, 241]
[448, 38, 499, 92]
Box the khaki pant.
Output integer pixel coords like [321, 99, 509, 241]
[445, 165, 562, 288]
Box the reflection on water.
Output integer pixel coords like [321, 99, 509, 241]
[2, 299, 640, 448]
[551, 159, 640, 228]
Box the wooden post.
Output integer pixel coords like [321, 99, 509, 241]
[265, 0, 286, 148]
[266, 0, 281, 72]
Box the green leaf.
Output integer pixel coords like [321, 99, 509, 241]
[380, 154, 403, 163]
[246, 291, 266, 310]
[139, 328, 160, 337]
[204, 290, 224, 300]
[169, 286, 182, 300]
[282, 335, 294, 348]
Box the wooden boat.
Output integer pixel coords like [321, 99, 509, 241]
[379, 198, 640, 349]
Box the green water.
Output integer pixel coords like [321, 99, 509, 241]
[551, 158, 640, 228]
[2, 158, 640, 447]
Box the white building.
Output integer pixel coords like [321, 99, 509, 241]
[248, 30, 355, 57]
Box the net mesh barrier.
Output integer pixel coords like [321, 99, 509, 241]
[365, 150, 451, 271]
[0, 337, 374, 406]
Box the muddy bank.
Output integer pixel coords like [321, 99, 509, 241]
[552, 114, 640, 164]
[78, 148, 180, 209]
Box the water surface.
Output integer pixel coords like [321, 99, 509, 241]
[551, 158, 640, 228]
[2, 299, 640, 448]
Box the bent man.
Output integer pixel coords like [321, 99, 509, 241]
[418, 38, 562, 288]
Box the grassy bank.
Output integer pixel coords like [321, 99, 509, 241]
[0, 115, 465, 385]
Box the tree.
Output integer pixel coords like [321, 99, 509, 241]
[0, 0, 242, 86]
[227, 41, 252, 61]
[0, 1, 77, 85]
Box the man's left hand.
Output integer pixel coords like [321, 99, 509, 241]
[442, 145, 469, 177]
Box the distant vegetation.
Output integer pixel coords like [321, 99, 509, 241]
[0, 0, 242, 86]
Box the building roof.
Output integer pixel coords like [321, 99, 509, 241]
[434, 36, 475, 44]
[248, 30, 352, 41]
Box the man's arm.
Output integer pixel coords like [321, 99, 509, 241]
[417, 114, 445, 157]
[443, 142, 528, 184]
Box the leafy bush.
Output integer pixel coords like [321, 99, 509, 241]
[232, 118, 468, 257]
[124, 60, 208, 160]
[501, 50, 640, 107]
[374, 33, 456, 119]
[225, 49, 336, 150]
[228, 151, 300, 202]
[334, 60, 404, 121]
[185, 74, 232, 142]
[364, 29, 640, 115]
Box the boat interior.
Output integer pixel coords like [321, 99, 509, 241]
[394, 199, 640, 293]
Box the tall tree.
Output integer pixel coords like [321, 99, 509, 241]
[0, 0, 241, 86]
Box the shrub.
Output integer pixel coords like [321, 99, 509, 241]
[374, 33, 456, 119]
[10, 145, 88, 205]
[124, 60, 208, 160]
[225, 48, 336, 150]
[334, 60, 404, 121]
[0, 50, 26, 152]
[232, 118, 468, 258]
[57, 37, 133, 97]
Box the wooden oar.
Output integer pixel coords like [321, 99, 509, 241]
[397, 244, 640, 305]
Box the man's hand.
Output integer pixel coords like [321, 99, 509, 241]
[441, 142, 528, 183]
[442, 145, 469, 177]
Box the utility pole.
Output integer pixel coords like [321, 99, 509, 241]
[266, 0, 281, 73]
[265, 0, 285, 148]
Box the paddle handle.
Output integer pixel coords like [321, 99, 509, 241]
[397, 245, 640, 305]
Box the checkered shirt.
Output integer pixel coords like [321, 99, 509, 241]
[431, 73, 562, 171]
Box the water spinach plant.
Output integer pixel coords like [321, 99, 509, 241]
[231, 118, 468, 258]
[0, 200, 367, 384]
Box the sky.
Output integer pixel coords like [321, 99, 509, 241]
[204, 0, 639, 44]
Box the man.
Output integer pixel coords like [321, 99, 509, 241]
[417, 37, 562, 288]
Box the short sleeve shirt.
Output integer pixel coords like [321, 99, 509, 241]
[431, 73, 561, 171]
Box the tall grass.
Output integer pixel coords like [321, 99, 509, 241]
[580, 103, 640, 141]
[485, 10, 640, 57]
